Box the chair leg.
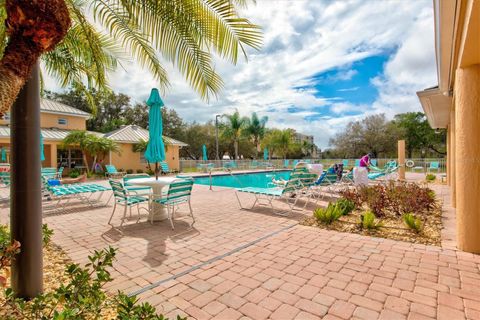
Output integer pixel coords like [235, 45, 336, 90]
[188, 200, 195, 226]
[129, 205, 133, 218]
[167, 205, 174, 230]
[120, 204, 127, 227]
[108, 202, 117, 225]
[136, 204, 141, 223]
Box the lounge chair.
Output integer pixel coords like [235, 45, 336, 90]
[284, 160, 290, 168]
[235, 171, 306, 215]
[371, 159, 377, 166]
[108, 180, 149, 227]
[160, 161, 178, 174]
[41, 167, 58, 180]
[428, 161, 440, 173]
[123, 173, 152, 195]
[354, 159, 360, 167]
[150, 178, 195, 229]
[342, 159, 349, 167]
[105, 165, 125, 179]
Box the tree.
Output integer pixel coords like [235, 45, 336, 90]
[393, 112, 446, 157]
[221, 111, 248, 160]
[244, 112, 268, 158]
[62, 131, 94, 174]
[262, 129, 297, 159]
[329, 114, 401, 158]
[86, 136, 120, 172]
[0, 0, 263, 113]
[162, 108, 185, 140]
[123, 103, 149, 129]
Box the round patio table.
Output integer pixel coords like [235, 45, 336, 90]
[127, 176, 179, 222]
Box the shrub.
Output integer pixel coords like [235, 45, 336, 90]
[0, 225, 20, 288]
[42, 224, 54, 246]
[339, 189, 363, 208]
[336, 198, 355, 215]
[426, 174, 436, 182]
[146, 169, 155, 175]
[403, 213, 422, 233]
[126, 169, 134, 174]
[314, 203, 343, 225]
[359, 210, 382, 230]
[69, 169, 80, 178]
[136, 169, 144, 174]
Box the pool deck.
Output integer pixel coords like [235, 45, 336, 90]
[1, 173, 479, 319]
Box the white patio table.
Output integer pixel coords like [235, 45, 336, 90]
[127, 176, 179, 221]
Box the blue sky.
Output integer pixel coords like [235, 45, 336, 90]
[45, 1, 438, 149]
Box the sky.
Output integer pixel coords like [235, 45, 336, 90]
[46, 0, 438, 149]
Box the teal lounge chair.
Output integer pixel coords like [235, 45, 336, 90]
[371, 159, 377, 166]
[105, 165, 125, 179]
[235, 171, 306, 215]
[354, 159, 360, 167]
[342, 159, 349, 167]
[108, 180, 149, 227]
[428, 161, 440, 173]
[123, 173, 152, 195]
[150, 178, 195, 229]
[41, 167, 58, 180]
[160, 161, 178, 174]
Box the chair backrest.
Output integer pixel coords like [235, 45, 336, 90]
[342, 159, 349, 167]
[160, 161, 170, 172]
[58, 167, 64, 176]
[430, 161, 439, 169]
[298, 172, 318, 188]
[105, 165, 118, 174]
[109, 180, 127, 201]
[354, 159, 360, 167]
[166, 178, 194, 202]
[123, 173, 150, 186]
[371, 159, 377, 166]
[0, 171, 10, 186]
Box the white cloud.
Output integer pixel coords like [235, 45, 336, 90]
[43, 0, 437, 149]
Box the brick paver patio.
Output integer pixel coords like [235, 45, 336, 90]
[1, 174, 479, 319]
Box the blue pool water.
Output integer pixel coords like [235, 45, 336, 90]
[194, 170, 291, 189]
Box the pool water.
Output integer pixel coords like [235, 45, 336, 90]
[194, 170, 291, 189]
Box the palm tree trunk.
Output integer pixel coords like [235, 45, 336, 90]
[83, 153, 90, 174]
[234, 139, 239, 160]
[0, 0, 70, 113]
[91, 155, 97, 172]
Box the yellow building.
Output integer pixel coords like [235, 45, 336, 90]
[417, 0, 480, 253]
[0, 99, 187, 173]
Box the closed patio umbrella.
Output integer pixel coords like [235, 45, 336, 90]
[1, 147, 6, 162]
[40, 133, 45, 162]
[144, 88, 166, 180]
[202, 144, 208, 161]
[264, 148, 269, 161]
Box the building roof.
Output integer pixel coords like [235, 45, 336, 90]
[41, 99, 91, 118]
[0, 126, 102, 141]
[103, 125, 188, 146]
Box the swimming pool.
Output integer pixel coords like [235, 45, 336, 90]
[194, 170, 291, 189]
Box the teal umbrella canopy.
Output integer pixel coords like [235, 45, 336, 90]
[263, 148, 268, 160]
[202, 144, 207, 161]
[1, 147, 6, 162]
[40, 134, 45, 162]
[144, 89, 166, 178]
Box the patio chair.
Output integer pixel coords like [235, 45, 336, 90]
[342, 159, 349, 167]
[41, 167, 58, 180]
[108, 180, 149, 227]
[123, 173, 152, 195]
[428, 161, 440, 173]
[149, 178, 195, 229]
[160, 161, 178, 174]
[354, 159, 360, 167]
[284, 159, 290, 168]
[235, 171, 306, 215]
[105, 165, 125, 179]
[371, 159, 377, 166]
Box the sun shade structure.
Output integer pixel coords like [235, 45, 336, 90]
[144, 89, 166, 180]
[264, 148, 269, 160]
[202, 144, 208, 161]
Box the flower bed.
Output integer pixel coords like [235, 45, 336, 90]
[301, 182, 442, 246]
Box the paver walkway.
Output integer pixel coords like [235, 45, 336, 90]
[1, 175, 479, 319]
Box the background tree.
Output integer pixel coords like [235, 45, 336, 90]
[221, 111, 248, 160]
[244, 112, 268, 158]
[86, 136, 120, 171]
[123, 103, 149, 129]
[262, 129, 298, 159]
[62, 131, 95, 174]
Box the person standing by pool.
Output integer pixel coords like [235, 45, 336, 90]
[359, 152, 374, 172]
[354, 152, 373, 186]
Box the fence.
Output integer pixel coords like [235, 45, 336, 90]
[179, 158, 446, 173]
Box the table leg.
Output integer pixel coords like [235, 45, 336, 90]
[149, 185, 168, 221]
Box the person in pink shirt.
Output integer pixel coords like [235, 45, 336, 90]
[359, 153, 374, 171]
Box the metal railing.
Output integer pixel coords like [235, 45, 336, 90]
[179, 158, 446, 173]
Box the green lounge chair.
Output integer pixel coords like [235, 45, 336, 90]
[105, 165, 125, 179]
[150, 178, 195, 229]
[428, 161, 440, 173]
[235, 171, 306, 215]
[108, 180, 149, 227]
[160, 161, 178, 174]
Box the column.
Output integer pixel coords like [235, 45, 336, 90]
[50, 143, 57, 168]
[455, 64, 480, 253]
[451, 106, 456, 207]
[398, 140, 406, 180]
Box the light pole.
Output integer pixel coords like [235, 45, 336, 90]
[215, 114, 222, 160]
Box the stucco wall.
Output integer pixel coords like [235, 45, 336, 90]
[108, 143, 180, 172]
[455, 64, 480, 253]
[40, 113, 86, 130]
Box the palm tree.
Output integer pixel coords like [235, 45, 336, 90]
[222, 110, 247, 160]
[62, 130, 93, 174]
[0, 0, 263, 112]
[87, 136, 120, 172]
[262, 129, 295, 159]
[244, 112, 268, 158]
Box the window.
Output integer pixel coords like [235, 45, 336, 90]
[58, 118, 68, 125]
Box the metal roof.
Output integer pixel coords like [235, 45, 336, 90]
[41, 99, 91, 118]
[103, 125, 188, 146]
[0, 126, 101, 141]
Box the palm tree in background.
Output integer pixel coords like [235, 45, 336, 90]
[222, 110, 248, 160]
[262, 129, 295, 159]
[0, 0, 263, 112]
[62, 131, 93, 174]
[244, 112, 268, 158]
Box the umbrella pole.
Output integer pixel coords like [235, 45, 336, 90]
[155, 162, 159, 180]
